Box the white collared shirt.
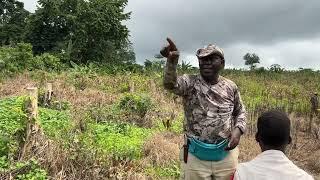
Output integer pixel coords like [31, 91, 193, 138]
[234, 150, 314, 180]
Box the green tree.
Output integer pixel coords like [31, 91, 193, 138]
[25, 0, 76, 55]
[0, 0, 29, 45]
[144, 59, 165, 71]
[68, 0, 131, 64]
[25, 0, 133, 64]
[269, 64, 284, 73]
[243, 53, 260, 70]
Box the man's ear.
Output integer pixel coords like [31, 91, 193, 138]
[288, 136, 292, 144]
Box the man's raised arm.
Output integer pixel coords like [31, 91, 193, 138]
[161, 38, 180, 90]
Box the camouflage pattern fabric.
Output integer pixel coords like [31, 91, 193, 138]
[311, 94, 319, 112]
[164, 62, 246, 144]
[196, 44, 224, 59]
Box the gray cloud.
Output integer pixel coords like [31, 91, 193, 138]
[178, 38, 320, 70]
[19, 0, 320, 69]
[129, 0, 320, 45]
[126, 0, 320, 69]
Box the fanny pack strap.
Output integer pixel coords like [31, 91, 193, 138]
[183, 134, 189, 163]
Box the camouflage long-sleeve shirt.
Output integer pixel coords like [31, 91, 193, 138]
[164, 61, 246, 144]
[310, 95, 318, 111]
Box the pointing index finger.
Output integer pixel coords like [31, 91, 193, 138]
[167, 37, 177, 51]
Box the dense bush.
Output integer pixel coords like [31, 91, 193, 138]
[0, 44, 63, 74]
[0, 43, 33, 74]
[119, 93, 153, 117]
[32, 53, 64, 72]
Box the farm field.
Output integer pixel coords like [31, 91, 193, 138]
[1, 70, 319, 179]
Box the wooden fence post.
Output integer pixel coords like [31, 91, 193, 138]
[44, 83, 53, 107]
[19, 87, 40, 160]
[27, 87, 38, 119]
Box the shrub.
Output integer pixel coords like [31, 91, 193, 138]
[81, 122, 151, 160]
[87, 105, 122, 123]
[0, 43, 33, 73]
[0, 44, 63, 74]
[32, 53, 63, 71]
[119, 93, 153, 117]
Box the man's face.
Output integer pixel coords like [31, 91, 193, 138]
[198, 54, 224, 78]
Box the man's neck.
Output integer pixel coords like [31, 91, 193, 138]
[202, 74, 220, 85]
[261, 146, 286, 153]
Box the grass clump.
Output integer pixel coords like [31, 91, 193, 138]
[81, 122, 152, 160]
[119, 93, 153, 118]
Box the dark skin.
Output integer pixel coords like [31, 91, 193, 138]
[255, 133, 292, 153]
[199, 54, 224, 84]
[161, 37, 242, 150]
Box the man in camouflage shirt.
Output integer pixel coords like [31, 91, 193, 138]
[160, 38, 246, 180]
[310, 92, 318, 114]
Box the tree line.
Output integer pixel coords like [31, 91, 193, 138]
[0, 0, 135, 65]
[1, 0, 317, 73]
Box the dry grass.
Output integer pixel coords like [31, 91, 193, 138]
[52, 80, 117, 108]
[287, 133, 320, 178]
[142, 132, 182, 167]
[1, 72, 319, 179]
[0, 72, 118, 106]
[238, 136, 261, 162]
[1, 129, 72, 180]
[0, 73, 36, 98]
[305, 150, 320, 177]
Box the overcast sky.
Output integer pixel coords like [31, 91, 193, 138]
[20, 0, 320, 70]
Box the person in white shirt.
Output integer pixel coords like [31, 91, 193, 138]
[234, 110, 314, 180]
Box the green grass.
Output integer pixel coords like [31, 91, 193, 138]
[0, 96, 27, 158]
[1, 69, 320, 179]
[81, 122, 152, 160]
[155, 113, 184, 134]
[39, 108, 73, 140]
[0, 97, 49, 179]
[145, 162, 180, 178]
